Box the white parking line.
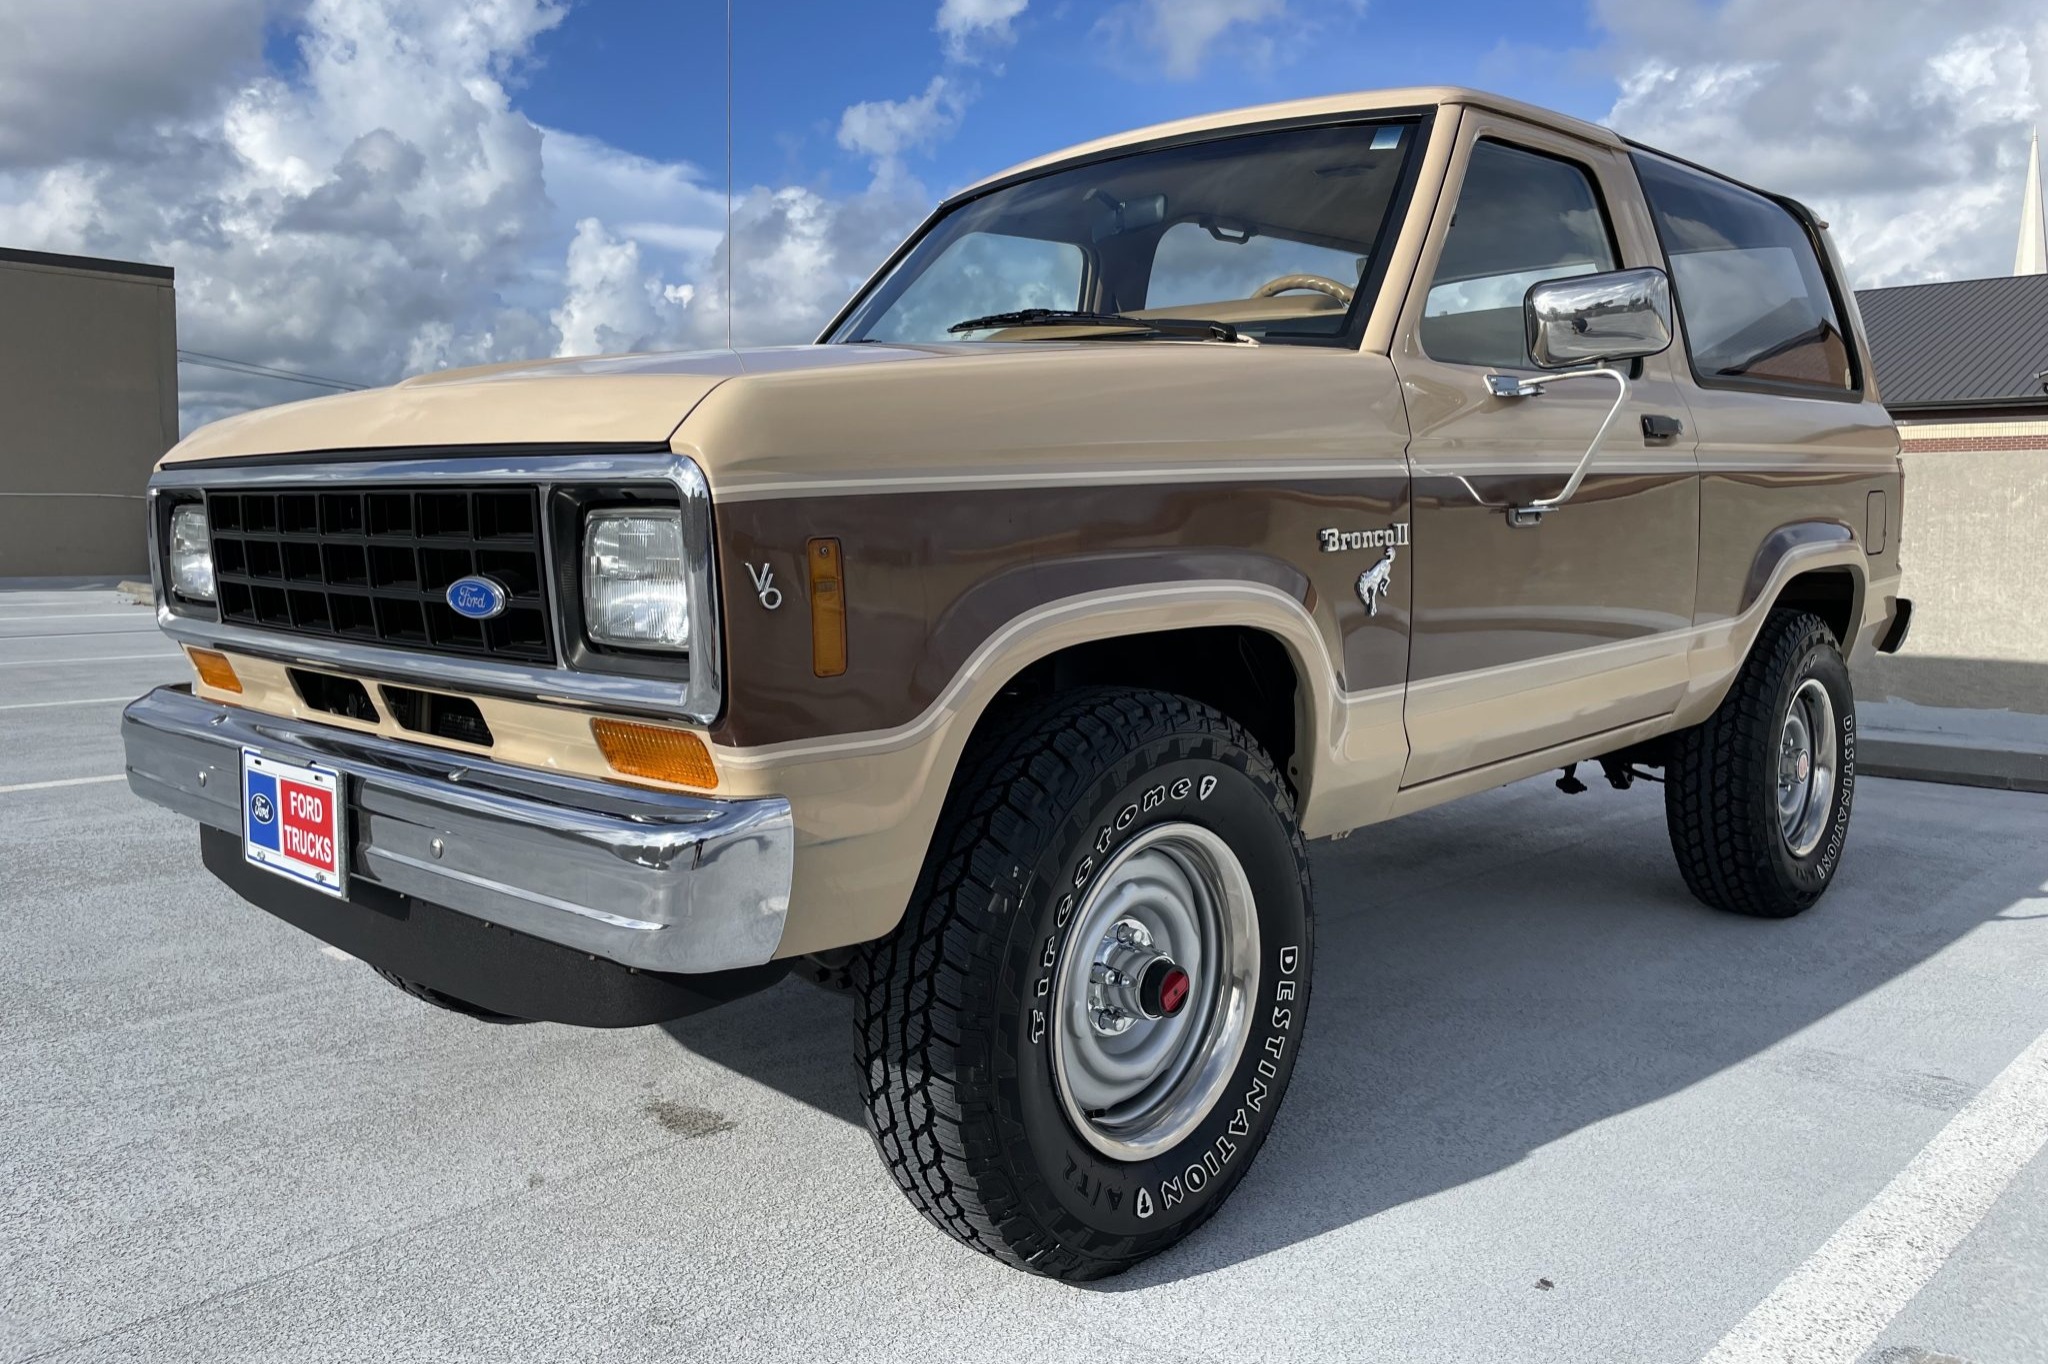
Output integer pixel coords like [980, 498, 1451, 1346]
[0, 653, 178, 667]
[0, 629, 161, 641]
[0, 774, 127, 795]
[0, 696, 138, 711]
[0, 613, 148, 622]
[1699, 1025, 2048, 1364]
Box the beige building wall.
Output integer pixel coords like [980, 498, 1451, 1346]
[0, 248, 178, 578]
[1860, 422, 2048, 715]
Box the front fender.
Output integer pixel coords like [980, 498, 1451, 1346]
[709, 577, 1388, 956]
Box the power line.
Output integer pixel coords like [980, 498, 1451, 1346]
[177, 349, 364, 391]
[176, 349, 366, 392]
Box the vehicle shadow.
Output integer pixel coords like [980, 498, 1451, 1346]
[657, 773, 2048, 1287]
[657, 973, 864, 1127]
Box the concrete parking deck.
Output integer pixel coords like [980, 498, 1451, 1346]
[3, 586, 2044, 1364]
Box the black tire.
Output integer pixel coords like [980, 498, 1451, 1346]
[855, 687, 1313, 1281]
[1665, 608, 1857, 917]
[369, 964, 533, 1024]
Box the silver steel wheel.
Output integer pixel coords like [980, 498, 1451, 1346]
[1051, 822, 1260, 1162]
[1777, 677, 1838, 857]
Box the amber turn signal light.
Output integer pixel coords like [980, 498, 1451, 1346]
[187, 647, 242, 694]
[591, 718, 718, 789]
[808, 536, 847, 678]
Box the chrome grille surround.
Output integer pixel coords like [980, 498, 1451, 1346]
[147, 451, 722, 725]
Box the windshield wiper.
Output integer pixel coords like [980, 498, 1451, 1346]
[946, 308, 1241, 342]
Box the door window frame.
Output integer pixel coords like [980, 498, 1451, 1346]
[1416, 135, 1626, 372]
[1394, 113, 1657, 377]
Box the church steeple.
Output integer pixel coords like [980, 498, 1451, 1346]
[2019, 126, 2046, 276]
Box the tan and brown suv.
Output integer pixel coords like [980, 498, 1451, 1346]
[124, 86, 1911, 1279]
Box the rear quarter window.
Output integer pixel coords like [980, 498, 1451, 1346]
[1632, 151, 1856, 395]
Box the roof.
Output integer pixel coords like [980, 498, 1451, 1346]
[1855, 274, 2048, 412]
[958, 87, 1619, 201]
[0, 245, 173, 282]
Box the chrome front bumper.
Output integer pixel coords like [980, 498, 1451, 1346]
[122, 687, 793, 973]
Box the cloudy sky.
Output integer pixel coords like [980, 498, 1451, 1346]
[1, 0, 2043, 431]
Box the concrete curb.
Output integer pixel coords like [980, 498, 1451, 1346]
[116, 580, 154, 605]
[1861, 731, 2048, 795]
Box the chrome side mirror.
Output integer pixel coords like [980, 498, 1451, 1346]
[1525, 266, 1673, 369]
[1481, 267, 1676, 527]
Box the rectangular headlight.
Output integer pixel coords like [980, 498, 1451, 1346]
[168, 502, 216, 602]
[583, 509, 689, 651]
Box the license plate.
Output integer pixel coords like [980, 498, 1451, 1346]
[241, 749, 346, 897]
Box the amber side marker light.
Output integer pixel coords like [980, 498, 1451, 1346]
[808, 536, 847, 678]
[187, 647, 242, 694]
[591, 718, 719, 789]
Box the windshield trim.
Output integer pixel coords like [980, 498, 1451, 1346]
[819, 107, 1437, 352]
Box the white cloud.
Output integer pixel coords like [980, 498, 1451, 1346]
[0, 0, 926, 432]
[833, 0, 1026, 204]
[546, 186, 931, 356]
[1097, 0, 1290, 80]
[551, 218, 690, 357]
[1595, 0, 2048, 286]
[0, 0, 274, 167]
[538, 127, 728, 271]
[0, 0, 575, 427]
[837, 75, 969, 165]
[937, 0, 1029, 61]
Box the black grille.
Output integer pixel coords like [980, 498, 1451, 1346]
[207, 487, 553, 664]
[380, 684, 495, 748]
[287, 668, 379, 722]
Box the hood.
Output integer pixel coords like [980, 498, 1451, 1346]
[157, 344, 951, 466]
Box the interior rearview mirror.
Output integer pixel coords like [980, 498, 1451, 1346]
[1525, 267, 1674, 369]
[1086, 190, 1167, 242]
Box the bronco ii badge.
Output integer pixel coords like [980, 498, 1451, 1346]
[1318, 522, 1409, 554]
[1320, 522, 1407, 617]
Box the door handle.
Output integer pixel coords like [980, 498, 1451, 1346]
[1641, 413, 1683, 443]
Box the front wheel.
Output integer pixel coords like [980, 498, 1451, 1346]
[855, 688, 1313, 1280]
[1665, 608, 1857, 917]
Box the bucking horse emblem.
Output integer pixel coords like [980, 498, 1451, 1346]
[1356, 548, 1396, 617]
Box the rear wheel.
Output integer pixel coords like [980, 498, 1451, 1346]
[1665, 608, 1857, 917]
[855, 687, 1313, 1280]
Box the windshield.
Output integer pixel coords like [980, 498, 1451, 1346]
[829, 119, 1423, 346]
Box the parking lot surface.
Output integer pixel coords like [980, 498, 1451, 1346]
[4, 585, 2044, 1364]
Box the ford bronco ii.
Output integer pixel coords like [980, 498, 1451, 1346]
[125, 87, 1911, 1280]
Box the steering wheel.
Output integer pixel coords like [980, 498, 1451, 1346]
[1251, 273, 1355, 306]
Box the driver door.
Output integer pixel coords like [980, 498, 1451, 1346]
[1392, 115, 1700, 787]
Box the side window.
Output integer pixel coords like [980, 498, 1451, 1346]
[1421, 140, 1617, 369]
[1633, 152, 1854, 392]
[863, 232, 1085, 343]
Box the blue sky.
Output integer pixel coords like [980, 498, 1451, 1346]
[509, 0, 1610, 209]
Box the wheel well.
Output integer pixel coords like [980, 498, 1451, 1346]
[991, 627, 1303, 790]
[1771, 567, 1858, 649]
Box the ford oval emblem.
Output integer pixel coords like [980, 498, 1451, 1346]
[446, 575, 508, 621]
